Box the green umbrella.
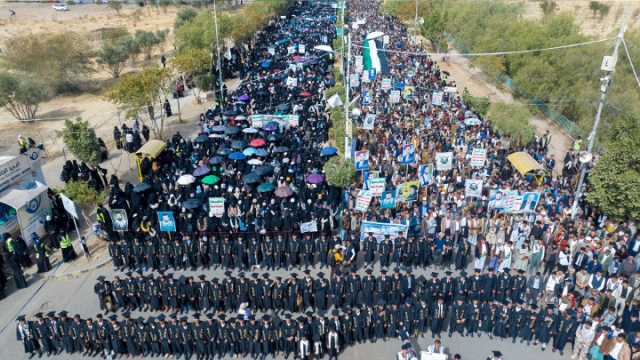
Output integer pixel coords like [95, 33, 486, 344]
[201, 175, 221, 185]
[257, 183, 276, 192]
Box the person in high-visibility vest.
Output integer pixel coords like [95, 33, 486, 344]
[17, 135, 28, 154]
[573, 136, 582, 151]
[34, 240, 51, 273]
[4, 233, 15, 256]
[58, 232, 77, 263]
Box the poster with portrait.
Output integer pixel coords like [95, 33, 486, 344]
[519, 192, 540, 213]
[401, 143, 415, 165]
[470, 148, 487, 167]
[435, 152, 453, 171]
[109, 209, 128, 231]
[396, 181, 419, 203]
[368, 67, 377, 80]
[419, 164, 434, 186]
[380, 190, 396, 209]
[157, 211, 176, 232]
[464, 179, 483, 198]
[355, 190, 373, 212]
[370, 178, 385, 197]
[403, 86, 415, 99]
[355, 150, 370, 171]
[488, 189, 508, 211]
[363, 171, 379, 190]
[362, 90, 372, 104]
[363, 113, 376, 130]
[390, 90, 401, 103]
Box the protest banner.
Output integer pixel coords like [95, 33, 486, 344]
[470, 148, 487, 167]
[435, 152, 453, 171]
[355, 190, 372, 212]
[381, 78, 392, 90]
[370, 178, 385, 197]
[390, 90, 401, 103]
[360, 221, 408, 242]
[432, 91, 444, 106]
[208, 197, 225, 217]
[464, 179, 483, 198]
[298, 44, 306, 54]
[349, 74, 359, 87]
[418, 164, 434, 186]
[300, 221, 317, 233]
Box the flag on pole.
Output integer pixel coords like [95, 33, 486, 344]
[363, 38, 389, 74]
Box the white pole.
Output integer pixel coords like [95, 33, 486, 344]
[71, 214, 87, 258]
[214, 0, 224, 112]
[414, 0, 418, 45]
[572, 0, 631, 215]
[341, 1, 346, 87]
[345, 32, 352, 160]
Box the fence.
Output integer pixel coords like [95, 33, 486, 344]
[443, 31, 579, 138]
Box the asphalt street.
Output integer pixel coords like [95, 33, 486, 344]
[0, 256, 572, 360]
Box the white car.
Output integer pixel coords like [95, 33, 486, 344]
[52, 3, 70, 11]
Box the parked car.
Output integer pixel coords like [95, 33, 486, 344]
[52, 3, 70, 10]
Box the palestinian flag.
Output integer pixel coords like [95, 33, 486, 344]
[363, 39, 389, 74]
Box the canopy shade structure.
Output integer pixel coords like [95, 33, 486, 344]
[507, 151, 549, 184]
[0, 181, 47, 210]
[135, 140, 167, 181]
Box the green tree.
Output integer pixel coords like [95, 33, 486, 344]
[107, 0, 123, 14]
[155, 29, 170, 53]
[170, 48, 210, 103]
[1, 32, 94, 93]
[462, 92, 491, 117]
[102, 27, 129, 43]
[55, 118, 103, 167]
[323, 157, 356, 188]
[62, 180, 108, 226]
[586, 117, 640, 220]
[159, 0, 172, 14]
[589, 1, 603, 18]
[486, 102, 534, 143]
[540, 0, 558, 18]
[97, 42, 130, 78]
[194, 73, 215, 95]
[0, 72, 51, 121]
[174, 7, 198, 29]
[104, 66, 174, 139]
[135, 30, 160, 60]
[117, 34, 142, 66]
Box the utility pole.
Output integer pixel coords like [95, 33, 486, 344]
[572, 0, 631, 215]
[214, 0, 224, 112]
[345, 31, 352, 160]
[414, 0, 418, 45]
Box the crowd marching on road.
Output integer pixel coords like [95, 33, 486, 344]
[8, 0, 640, 360]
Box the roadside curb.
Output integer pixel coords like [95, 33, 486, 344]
[26, 257, 112, 282]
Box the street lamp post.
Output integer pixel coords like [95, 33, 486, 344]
[344, 32, 351, 160]
[213, 0, 224, 111]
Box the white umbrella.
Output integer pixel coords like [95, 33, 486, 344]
[177, 175, 196, 185]
[366, 31, 384, 40]
[243, 128, 259, 134]
[235, 115, 247, 121]
[248, 159, 263, 165]
[464, 117, 482, 126]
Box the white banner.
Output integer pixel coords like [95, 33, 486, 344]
[369, 178, 385, 197]
[208, 197, 225, 217]
[432, 91, 444, 106]
[470, 148, 487, 167]
[355, 190, 372, 212]
[464, 179, 483, 198]
[363, 113, 376, 130]
[435, 152, 453, 171]
[300, 221, 317, 233]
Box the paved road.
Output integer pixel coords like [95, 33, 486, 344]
[0, 258, 572, 360]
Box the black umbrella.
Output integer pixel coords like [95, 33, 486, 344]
[257, 90, 269, 95]
[231, 140, 246, 150]
[277, 104, 290, 111]
[224, 126, 240, 135]
[209, 156, 224, 164]
[243, 173, 261, 184]
[267, 134, 281, 142]
[442, 70, 451, 76]
[223, 110, 240, 116]
[216, 148, 232, 156]
[183, 199, 202, 209]
[254, 165, 274, 176]
[275, 146, 290, 153]
[133, 182, 152, 192]
[194, 135, 209, 143]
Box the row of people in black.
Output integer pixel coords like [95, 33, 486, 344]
[18, 294, 581, 360]
[94, 266, 536, 317]
[106, 231, 468, 274]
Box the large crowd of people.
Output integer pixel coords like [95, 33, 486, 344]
[9, 0, 640, 359]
